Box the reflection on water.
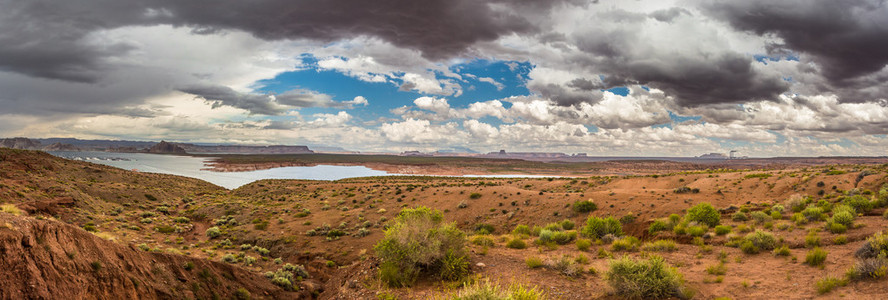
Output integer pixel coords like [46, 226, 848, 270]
[48, 151, 393, 189]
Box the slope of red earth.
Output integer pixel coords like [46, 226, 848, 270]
[0, 212, 304, 299]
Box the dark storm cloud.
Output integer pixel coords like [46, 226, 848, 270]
[178, 84, 356, 115]
[178, 84, 286, 115]
[698, 0, 888, 91]
[0, 0, 574, 83]
[557, 10, 789, 107]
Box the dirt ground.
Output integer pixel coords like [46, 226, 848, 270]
[2, 148, 888, 299]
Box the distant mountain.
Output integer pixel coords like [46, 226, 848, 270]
[147, 141, 186, 154]
[0, 137, 42, 149]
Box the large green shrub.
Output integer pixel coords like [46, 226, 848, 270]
[581, 216, 622, 239]
[606, 256, 688, 299]
[686, 203, 720, 227]
[374, 206, 468, 287]
[843, 195, 874, 214]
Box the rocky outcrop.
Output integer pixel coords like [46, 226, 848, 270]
[0, 212, 302, 299]
[147, 141, 186, 154]
[0, 137, 42, 150]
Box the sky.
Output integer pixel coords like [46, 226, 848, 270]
[1, 0, 887, 156]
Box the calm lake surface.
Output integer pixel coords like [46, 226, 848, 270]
[47, 151, 393, 189]
[47, 151, 556, 189]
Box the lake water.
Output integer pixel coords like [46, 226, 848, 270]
[47, 151, 560, 189]
[47, 151, 394, 189]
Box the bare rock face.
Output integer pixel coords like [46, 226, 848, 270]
[147, 141, 186, 154]
[0, 137, 42, 150]
[0, 213, 301, 299]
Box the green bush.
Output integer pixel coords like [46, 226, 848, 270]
[439, 250, 470, 281]
[611, 237, 640, 252]
[686, 225, 706, 237]
[714, 225, 731, 235]
[512, 224, 532, 236]
[506, 238, 527, 249]
[576, 239, 592, 251]
[815, 276, 847, 295]
[854, 231, 888, 259]
[843, 195, 873, 214]
[641, 240, 677, 252]
[831, 210, 855, 227]
[750, 211, 772, 224]
[773, 245, 791, 256]
[573, 200, 598, 213]
[648, 219, 671, 234]
[469, 193, 482, 199]
[205, 226, 222, 239]
[606, 256, 688, 299]
[741, 230, 777, 254]
[581, 216, 623, 239]
[560, 219, 576, 230]
[526, 257, 544, 268]
[805, 248, 828, 267]
[826, 221, 847, 234]
[686, 203, 720, 227]
[474, 223, 496, 234]
[472, 236, 495, 247]
[802, 206, 825, 222]
[731, 212, 749, 222]
[374, 206, 467, 287]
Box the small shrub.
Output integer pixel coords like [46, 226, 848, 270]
[826, 222, 847, 234]
[472, 236, 495, 247]
[714, 225, 731, 235]
[831, 210, 855, 227]
[773, 245, 791, 256]
[648, 219, 671, 234]
[742, 230, 777, 254]
[573, 200, 598, 213]
[805, 248, 828, 267]
[802, 206, 825, 222]
[222, 254, 237, 263]
[611, 237, 640, 252]
[547, 255, 584, 277]
[576, 239, 592, 251]
[687, 225, 706, 237]
[686, 203, 720, 227]
[854, 231, 888, 259]
[843, 195, 873, 214]
[805, 232, 821, 248]
[815, 276, 847, 295]
[512, 224, 532, 236]
[560, 219, 576, 230]
[833, 235, 848, 245]
[506, 238, 527, 249]
[526, 257, 544, 269]
[469, 193, 482, 199]
[750, 211, 772, 224]
[705, 262, 727, 275]
[0, 204, 23, 215]
[641, 240, 677, 252]
[205, 226, 222, 239]
[474, 223, 496, 234]
[581, 216, 622, 239]
[732, 211, 749, 222]
[606, 256, 688, 299]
